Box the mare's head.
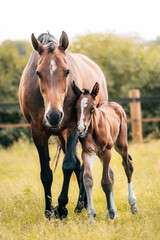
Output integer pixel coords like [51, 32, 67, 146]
[72, 81, 99, 138]
[32, 31, 70, 128]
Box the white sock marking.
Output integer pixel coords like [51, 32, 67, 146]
[128, 182, 136, 205]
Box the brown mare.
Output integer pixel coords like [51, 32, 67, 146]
[72, 81, 138, 219]
[19, 32, 108, 219]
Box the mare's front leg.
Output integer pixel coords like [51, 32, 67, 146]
[31, 123, 53, 219]
[101, 149, 118, 220]
[82, 151, 96, 219]
[54, 128, 82, 219]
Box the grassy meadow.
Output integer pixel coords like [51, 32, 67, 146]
[0, 138, 160, 240]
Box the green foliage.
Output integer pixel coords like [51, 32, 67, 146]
[0, 40, 32, 102]
[70, 33, 160, 98]
[0, 40, 32, 147]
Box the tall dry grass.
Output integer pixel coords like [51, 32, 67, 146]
[0, 139, 160, 239]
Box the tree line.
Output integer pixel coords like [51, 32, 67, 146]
[0, 33, 160, 146]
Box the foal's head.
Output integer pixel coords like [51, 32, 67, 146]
[72, 81, 99, 138]
[31, 32, 70, 128]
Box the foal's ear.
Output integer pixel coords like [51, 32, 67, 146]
[31, 33, 44, 54]
[72, 81, 82, 99]
[91, 82, 99, 99]
[59, 31, 69, 51]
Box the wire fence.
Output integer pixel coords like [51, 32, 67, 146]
[0, 96, 160, 128]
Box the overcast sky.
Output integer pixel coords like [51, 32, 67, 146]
[1, 0, 160, 43]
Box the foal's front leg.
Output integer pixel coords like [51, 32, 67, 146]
[101, 149, 118, 220]
[82, 151, 96, 219]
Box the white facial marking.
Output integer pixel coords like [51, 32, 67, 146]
[78, 98, 88, 132]
[50, 60, 57, 75]
[44, 102, 51, 127]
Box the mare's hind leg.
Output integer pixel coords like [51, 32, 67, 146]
[82, 151, 96, 219]
[101, 149, 118, 220]
[31, 123, 53, 219]
[74, 163, 87, 213]
[115, 122, 138, 214]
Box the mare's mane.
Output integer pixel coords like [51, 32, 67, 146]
[37, 32, 58, 46]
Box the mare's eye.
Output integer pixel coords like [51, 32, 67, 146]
[36, 71, 42, 78]
[65, 69, 70, 77]
[90, 107, 95, 114]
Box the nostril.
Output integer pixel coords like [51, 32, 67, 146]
[60, 111, 63, 120]
[46, 113, 50, 120]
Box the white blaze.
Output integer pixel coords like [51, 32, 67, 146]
[78, 98, 88, 132]
[50, 60, 57, 75]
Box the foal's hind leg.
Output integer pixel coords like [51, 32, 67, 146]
[115, 122, 138, 214]
[101, 149, 118, 220]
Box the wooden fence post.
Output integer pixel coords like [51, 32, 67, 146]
[129, 89, 143, 143]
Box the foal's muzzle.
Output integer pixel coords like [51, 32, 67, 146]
[45, 109, 63, 128]
[77, 125, 87, 138]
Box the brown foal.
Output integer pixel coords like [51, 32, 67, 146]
[72, 81, 138, 219]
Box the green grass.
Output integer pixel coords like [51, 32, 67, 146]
[0, 138, 160, 240]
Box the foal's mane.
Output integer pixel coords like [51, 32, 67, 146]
[82, 88, 90, 95]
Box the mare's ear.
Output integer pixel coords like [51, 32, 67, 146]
[91, 82, 99, 99]
[59, 31, 69, 51]
[72, 81, 82, 99]
[31, 33, 44, 54]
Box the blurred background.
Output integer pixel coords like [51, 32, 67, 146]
[0, 0, 160, 147]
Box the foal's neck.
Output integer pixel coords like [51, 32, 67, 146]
[92, 108, 104, 132]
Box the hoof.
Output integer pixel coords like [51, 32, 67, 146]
[53, 206, 68, 219]
[131, 203, 138, 214]
[107, 209, 118, 220]
[45, 206, 54, 219]
[74, 200, 87, 213]
[74, 203, 83, 214]
[87, 208, 96, 219]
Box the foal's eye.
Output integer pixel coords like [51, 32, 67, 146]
[64, 70, 70, 77]
[36, 71, 42, 79]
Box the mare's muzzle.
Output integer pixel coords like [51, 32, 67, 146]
[45, 109, 63, 128]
